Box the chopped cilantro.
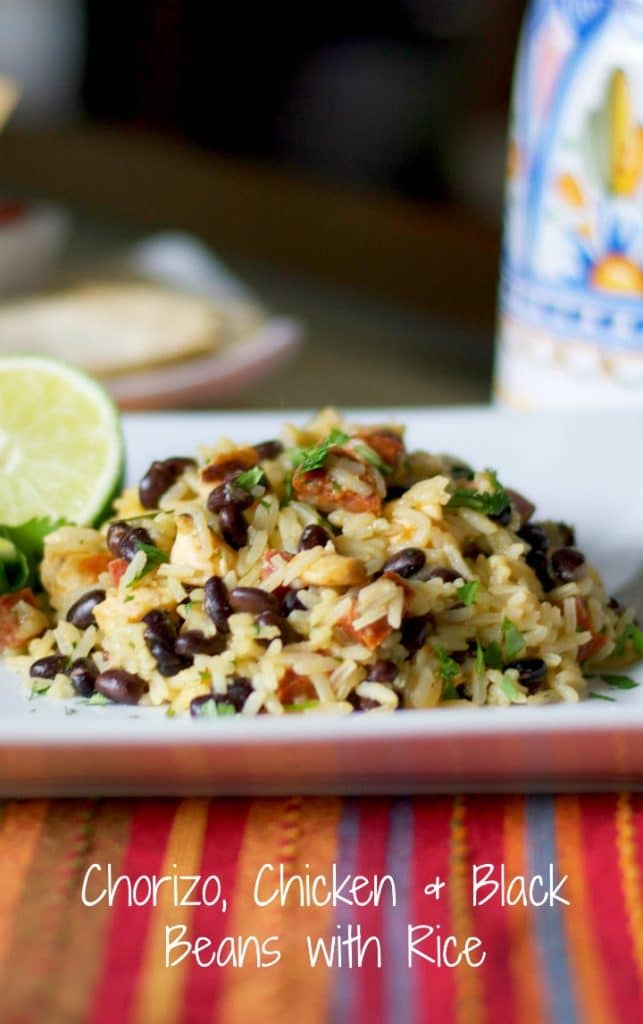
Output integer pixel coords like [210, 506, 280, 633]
[457, 581, 480, 607]
[260, 499, 271, 509]
[588, 691, 616, 702]
[447, 469, 510, 518]
[502, 617, 525, 660]
[500, 674, 523, 701]
[475, 641, 486, 676]
[30, 679, 50, 697]
[284, 701, 320, 712]
[587, 674, 639, 690]
[0, 516, 65, 595]
[613, 623, 643, 657]
[198, 670, 211, 683]
[435, 645, 460, 699]
[83, 692, 111, 706]
[165, 707, 176, 718]
[281, 474, 293, 506]
[484, 641, 503, 670]
[193, 698, 236, 718]
[290, 429, 350, 473]
[352, 443, 392, 476]
[235, 465, 265, 491]
[127, 542, 169, 585]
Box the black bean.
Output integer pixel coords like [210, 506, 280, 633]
[143, 609, 177, 648]
[66, 589, 106, 630]
[143, 610, 189, 677]
[175, 631, 226, 657]
[204, 576, 232, 633]
[190, 676, 253, 717]
[558, 522, 576, 547]
[119, 526, 153, 563]
[139, 457, 195, 509]
[202, 458, 250, 484]
[95, 668, 147, 704]
[551, 547, 586, 584]
[490, 504, 512, 527]
[401, 614, 434, 656]
[386, 484, 407, 500]
[107, 521, 130, 558]
[207, 481, 253, 513]
[421, 566, 460, 584]
[298, 524, 330, 551]
[505, 657, 548, 694]
[256, 610, 299, 644]
[381, 547, 426, 579]
[229, 586, 280, 615]
[506, 488, 535, 526]
[526, 550, 554, 592]
[219, 503, 248, 550]
[190, 694, 216, 717]
[68, 657, 98, 697]
[255, 439, 283, 460]
[282, 589, 304, 615]
[347, 691, 382, 712]
[609, 595, 625, 613]
[30, 654, 68, 679]
[366, 660, 398, 682]
[517, 523, 548, 553]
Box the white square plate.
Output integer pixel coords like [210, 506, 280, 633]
[2, 407, 642, 796]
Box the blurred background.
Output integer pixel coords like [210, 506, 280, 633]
[0, 0, 527, 409]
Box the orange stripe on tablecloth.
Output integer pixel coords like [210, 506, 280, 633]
[503, 797, 547, 1024]
[554, 795, 614, 1024]
[615, 793, 643, 995]
[450, 796, 485, 1024]
[0, 800, 97, 1022]
[41, 800, 135, 1024]
[0, 800, 49, 974]
[217, 796, 341, 1024]
[130, 799, 210, 1024]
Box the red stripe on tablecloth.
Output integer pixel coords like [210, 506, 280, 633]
[352, 799, 391, 1024]
[180, 799, 251, 1024]
[411, 797, 457, 1024]
[89, 801, 178, 1024]
[580, 795, 642, 1021]
[464, 796, 517, 1024]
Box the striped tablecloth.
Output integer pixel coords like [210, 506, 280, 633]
[1, 794, 642, 1023]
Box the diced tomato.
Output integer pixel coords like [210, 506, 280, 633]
[336, 600, 392, 651]
[355, 428, 405, 467]
[261, 549, 293, 599]
[108, 558, 129, 587]
[292, 463, 381, 515]
[578, 633, 609, 663]
[278, 668, 316, 704]
[77, 552, 112, 578]
[0, 589, 37, 651]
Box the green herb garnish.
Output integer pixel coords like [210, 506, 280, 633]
[235, 465, 266, 491]
[435, 645, 460, 700]
[84, 692, 111, 706]
[502, 617, 525, 660]
[353, 443, 392, 476]
[284, 701, 320, 712]
[290, 429, 350, 473]
[588, 691, 616, 702]
[30, 678, 51, 697]
[281, 474, 293, 506]
[500, 674, 523, 701]
[193, 698, 236, 718]
[447, 469, 510, 518]
[587, 674, 639, 690]
[457, 581, 480, 607]
[613, 623, 643, 657]
[127, 542, 169, 585]
[484, 641, 503, 670]
[165, 707, 176, 718]
[475, 640, 486, 676]
[0, 517, 64, 595]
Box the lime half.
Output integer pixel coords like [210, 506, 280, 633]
[0, 355, 124, 526]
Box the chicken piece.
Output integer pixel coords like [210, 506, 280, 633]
[298, 553, 368, 588]
[170, 513, 235, 582]
[40, 526, 111, 614]
[0, 589, 48, 652]
[93, 579, 177, 633]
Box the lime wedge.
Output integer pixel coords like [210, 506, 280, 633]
[0, 355, 124, 526]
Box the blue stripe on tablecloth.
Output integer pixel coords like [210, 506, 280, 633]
[525, 795, 577, 1024]
[330, 799, 361, 1024]
[385, 798, 415, 1024]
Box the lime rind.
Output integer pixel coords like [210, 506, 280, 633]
[0, 354, 124, 527]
